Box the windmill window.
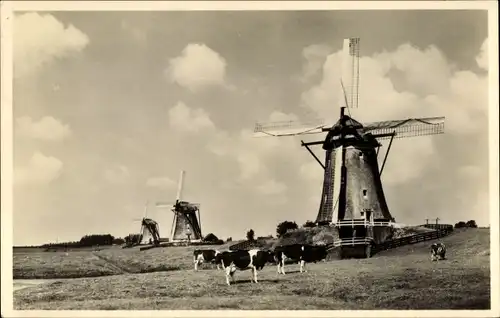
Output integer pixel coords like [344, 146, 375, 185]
[359, 152, 363, 159]
[362, 189, 368, 198]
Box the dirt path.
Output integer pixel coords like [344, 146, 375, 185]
[92, 252, 133, 274]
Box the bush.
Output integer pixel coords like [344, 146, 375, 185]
[203, 233, 219, 242]
[466, 220, 478, 228]
[303, 220, 316, 228]
[246, 229, 255, 242]
[455, 220, 478, 229]
[276, 221, 298, 237]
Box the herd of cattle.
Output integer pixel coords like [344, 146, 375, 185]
[193, 244, 329, 285]
[193, 242, 448, 286]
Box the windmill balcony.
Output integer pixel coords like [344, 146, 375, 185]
[333, 236, 373, 247]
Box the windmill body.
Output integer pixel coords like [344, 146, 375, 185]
[253, 38, 445, 258]
[156, 170, 203, 244]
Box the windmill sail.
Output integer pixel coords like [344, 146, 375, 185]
[364, 116, 445, 140]
[339, 37, 360, 109]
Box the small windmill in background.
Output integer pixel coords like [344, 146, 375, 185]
[253, 38, 446, 258]
[128, 201, 161, 247]
[156, 170, 203, 244]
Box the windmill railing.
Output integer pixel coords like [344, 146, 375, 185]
[333, 237, 373, 247]
[333, 220, 394, 227]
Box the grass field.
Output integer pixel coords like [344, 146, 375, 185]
[13, 228, 490, 310]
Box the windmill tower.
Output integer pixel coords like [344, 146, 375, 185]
[253, 38, 445, 258]
[156, 170, 203, 243]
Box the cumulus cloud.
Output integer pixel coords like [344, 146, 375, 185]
[207, 112, 298, 182]
[13, 12, 89, 78]
[476, 38, 488, 70]
[14, 152, 63, 186]
[16, 116, 71, 141]
[104, 165, 130, 184]
[146, 176, 177, 189]
[298, 44, 332, 83]
[166, 43, 228, 92]
[168, 101, 215, 133]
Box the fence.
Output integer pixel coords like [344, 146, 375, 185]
[419, 224, 454, 231]
[374, 225, 453, 253]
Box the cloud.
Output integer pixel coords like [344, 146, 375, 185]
[13, 12, 89, 78]
[16, 116, 71, 141]
[166, 43, 228, 92]
[146, 176, 177, 189]
[206, 112, 298, 182]
[256, 179, 287, 196]
[14, 152, 63, 186]
[168, 101, 215, 133]
[298, 44, 332, 83]
[476, 38, 488, 70]
[104, 165, 130, 184]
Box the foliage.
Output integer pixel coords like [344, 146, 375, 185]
[466, 220, 478, 228]
[124, 234, 142, 245]
[455, 220, 478, 228]
[276, 221, 298, 237]
[226, 237, 232, 242]
[303, 220, 316, 228]
[78, 234, 115, 247]
[246, 229, 255, 242]
[113, 238, 125, 245]
[203, 233, 219, 242]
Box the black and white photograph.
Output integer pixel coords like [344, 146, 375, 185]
[1, 1, 498, 315]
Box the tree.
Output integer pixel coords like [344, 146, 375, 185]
[466, 220, 478, 228]
[303, 220, 316, 228]
[246, 229, 255, 241]
[226, 237, 232, 242]
[112, 237, 125, 245]
[276, 221, 298, 237]
[204, 233, 219, 242]
[455, 221, 467, 228]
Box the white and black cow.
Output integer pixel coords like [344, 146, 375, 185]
[214, 249, 274, 286]
[273, 244, 328, 275]
[193, 249, 222, 271]
[430, 242, 446, 261]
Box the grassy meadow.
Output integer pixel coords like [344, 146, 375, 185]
[13, 228, 490, 310]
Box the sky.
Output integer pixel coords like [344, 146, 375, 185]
[11, 9, 490, 246]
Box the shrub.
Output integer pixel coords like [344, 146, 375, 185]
[276, 221, 299, 237]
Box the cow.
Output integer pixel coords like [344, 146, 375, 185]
[214, 249, 274, 286]
[430, 242, 446, 261]
[193, 249, 223, 271]
[273, 244, 328, 275]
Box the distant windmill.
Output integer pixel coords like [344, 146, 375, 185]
[253, 38, 445, 258]
[156, 170, 203, 243]
[130, 201, 161, 246]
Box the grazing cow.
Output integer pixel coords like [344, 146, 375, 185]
[273, 244, 328, 275]
[214, 249, 274, 286]
[193, 249, 222, 271]
[430, 242, 446, 261]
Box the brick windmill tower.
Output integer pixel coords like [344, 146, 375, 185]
[253, 38, 445, 258]
[156, 170, 203, 243]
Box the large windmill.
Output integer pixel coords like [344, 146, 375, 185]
[253, 38, 445, 258]
[156, 170, 203, 243]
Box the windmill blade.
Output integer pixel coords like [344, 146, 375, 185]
[339, 37, 360, 109]
[363, 116, 445, 140]
[253, 119, 328, 138]
[156, 201, 176, 208]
